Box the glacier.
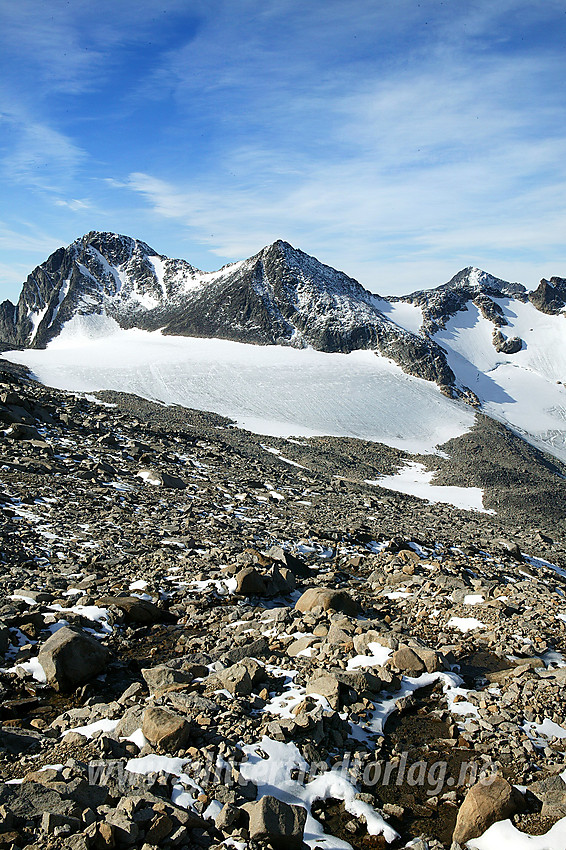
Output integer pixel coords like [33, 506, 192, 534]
[5, 315, 476, 455]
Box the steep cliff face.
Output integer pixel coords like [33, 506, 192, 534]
[1, 232, 207, 348]
[529, 277, 566, 314]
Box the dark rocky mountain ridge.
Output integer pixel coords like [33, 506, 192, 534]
[4, 232, 560, 393]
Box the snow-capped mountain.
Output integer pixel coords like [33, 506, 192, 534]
[397, 266, 528, 335]
[0, 232, 454, 386]
[2, 232, 566, 461]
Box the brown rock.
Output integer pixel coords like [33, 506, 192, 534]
[243, 795, 307, 848]
[95, 596, 176, 624]
[287, 635, 320, 658]
[216, 663, 253, 697]
[414, 647, 445, 673]
[141, 707, 190, 753]
[235, 567, 270, 596]
[452, 777, 525, 845]
[145, 812, 174, 844]
[305, 671, 340, 709]
[295, 588, 359, 616]
[392, 645, 426, 676]
[38, 626, 109, 692]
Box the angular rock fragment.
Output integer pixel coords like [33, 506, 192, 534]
[216, 661, 257, 696]
[243, 795, 307, 848]
[141, 706, 191, 753]
[287, 635, 320, 658]
[137, 467, 187, 488]
[452, 776, 525, 845]
[220, 637, 269, 665]
[38, 626, 109, 692]
[235, 567, 271, 596]
[3, 423, 42, 441]
[306, 671, 341, 709]
[141, 663, 195, 694]
[95, 595, 176, 624]
[295, 587, 360, 616]
[391, 645, 427, 676]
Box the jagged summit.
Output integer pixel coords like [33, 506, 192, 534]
[399, 266, 528, 335]
[1, 232, 562, 398]
[529, 276, 566, 314]
[439, 266, 526, 296]
[0, 232, 455, 387]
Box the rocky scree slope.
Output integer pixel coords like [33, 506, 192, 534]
[0, 360, 565, 849]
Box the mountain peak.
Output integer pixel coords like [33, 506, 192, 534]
[446, 266, 526, 296]
[76, 231, 158, 266]
[0, 231, 560, 400]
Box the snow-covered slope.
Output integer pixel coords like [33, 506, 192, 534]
[5, 316, 476, 454]
[432, 297, 566, 460]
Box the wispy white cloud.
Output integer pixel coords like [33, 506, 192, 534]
[117, 34, 566, 293]
[0, 221, 65, 255]
[53, 198, 93, 212]
[0, 221, 67, 296]
[100, 1, 564, 292]
[0, 0, 197, 96]
[2, 0, 566, 297]
[0, 111, 87, 191]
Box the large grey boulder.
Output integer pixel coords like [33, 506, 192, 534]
[391, 645, 427, 676]
[528, 775, 566, 818]
[287, 635, 320, 658]
[38, 626, 109, 692]
[220, 637, 269, 665]
[235, 567, 271, 596]
[216, 663, 253, 697]
[95, 595, 176, 624]
[305, 671, 341, 709]
[137, 467, 187, 488]
[243, 795, 307, 848]
[141, 663, 195, 694]
[4, 423, 42, 441]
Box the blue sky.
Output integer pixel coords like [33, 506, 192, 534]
[1, 0, 565, 301]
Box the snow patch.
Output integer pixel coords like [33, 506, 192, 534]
[374, 298, 424, 335]
[447, 616, 486, 632]
[239, 736, 398, 847]
[347, 642, 393, 670]
[467, 816, 566, 850]
[367, 462, 493, 513]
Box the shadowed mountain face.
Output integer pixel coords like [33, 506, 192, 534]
[0, 233, 455, 386]
[528, 276, 566, 314]
[0, 232, 562, 398]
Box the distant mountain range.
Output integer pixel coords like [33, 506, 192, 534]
[2, 231, 566, 460]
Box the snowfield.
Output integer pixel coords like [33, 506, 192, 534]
[434, 298, 566, 462]
[5, 315, 476, 454]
